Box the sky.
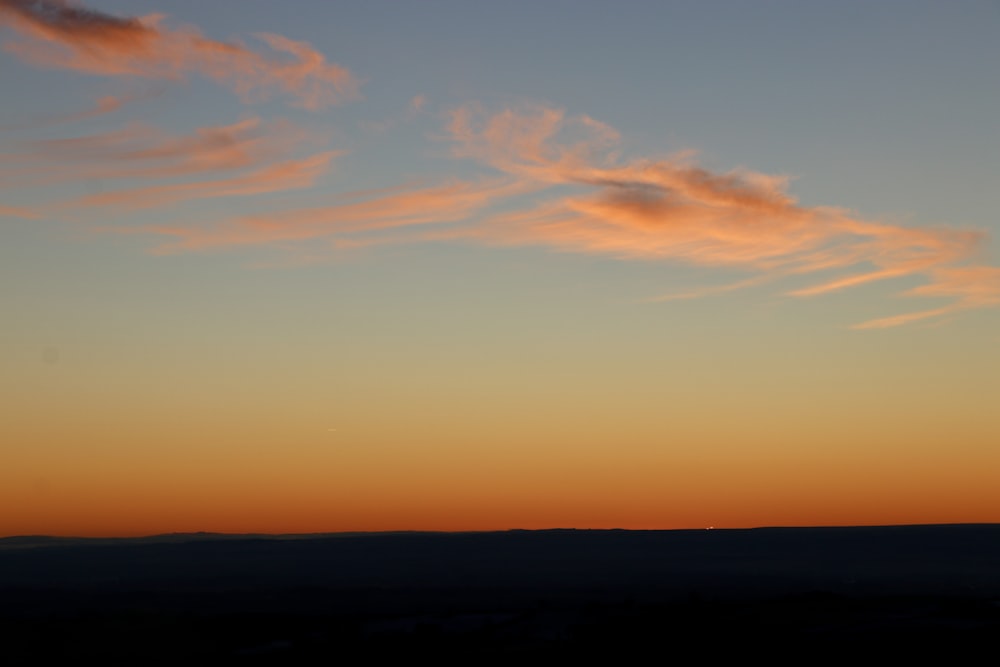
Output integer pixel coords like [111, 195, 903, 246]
[2, 0, 999, 537]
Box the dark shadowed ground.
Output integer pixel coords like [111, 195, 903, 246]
[2, 525, 999, 663]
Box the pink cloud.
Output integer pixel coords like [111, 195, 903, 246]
[854, 266, 1000, 330]
[0, 0, 359, 109]
[2, 116, 310, 185]
[910, 265, 1000, 304]
[0, 203, 37, 218]
[444, 104, 996, 328]
[409, 94, 427, 114]
[0, 113, 335, 216]
[0, 92, 148, 132]
[103, 103, 997, 328]
[67, 150, 342, 210]
[140, 177, 531, 254]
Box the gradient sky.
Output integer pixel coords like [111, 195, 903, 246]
[2, 0, 999, 537]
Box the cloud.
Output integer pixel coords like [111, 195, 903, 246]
[360, 94, 431, 135]
[853, 266, 1000, 329]
[1, 37, 992, 332]
[0, 112, 336, 216]
[138, 177, 531, 253]
[0, 0, 359, 109]
[444, 104, 996, 328]
[910, 266, 1000, 305]
[93, 102, 998, 328]
[0, 203, 37, 218]
[448, 103, 622, 186]
[44, 92, 126, 120]
[1, 115, 310, 185]
[66, 150, 343, 211]
[0, 92, 147, 132]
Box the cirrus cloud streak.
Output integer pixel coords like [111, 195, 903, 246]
[441, 104, 997, 328]
[140, 177, 535, 254]
[0, 115, 312, 187]
[0, 0, 359, 109]
[66, 150, 343, 211]
[1, 0, 995, 330]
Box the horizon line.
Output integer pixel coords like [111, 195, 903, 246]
[4, 521, 999, 542]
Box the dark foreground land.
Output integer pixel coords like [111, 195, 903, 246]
[2, 524, 999, 663]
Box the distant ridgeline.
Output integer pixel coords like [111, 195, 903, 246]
[2, 525, 999, 661]
[2, 524, 1000, 596]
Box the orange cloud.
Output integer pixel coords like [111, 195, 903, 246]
[0, 0, 359, 109]
[141, 177, 531, 253]
[910, 265, 1000, 305]
[49, 92, 125, 120]
[445, 104, 995, 327]
[0, 203, 37, 218]
[854, 266, 1000, 329]
[0, 92, 147, 132]
[449, 103, 621, 186]
[0, 113, 335, 217]
[1, 116, 309, 185]
[67, 150, 342, 210]
[100, 103, 996, 328]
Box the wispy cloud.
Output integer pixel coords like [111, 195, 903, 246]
[444, 104, 996, 328]
[0, 91, 153, 132]
[0, 203, 37, 218]
[140, 177, 532, 253]
[66, 150, 342, 211]
[1, 7, 994, 333]
[359, 94, 431, 135]
[0, 111, 337, 220]
[0, 115, 310, 186]
[410, 94, 427, 114]
[0, 0, 360, 109]
[853, 266, 1000, 329]
[86, 102, 999, 328]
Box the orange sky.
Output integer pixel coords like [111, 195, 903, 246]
[2, 1, 999, 536]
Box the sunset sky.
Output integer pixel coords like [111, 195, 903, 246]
[2, 0, 999, 537]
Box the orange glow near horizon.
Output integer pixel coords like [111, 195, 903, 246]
[3, 1, 999, 538]
[7, 415, 999, 537]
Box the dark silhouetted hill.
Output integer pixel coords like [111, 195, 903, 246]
[2, 524, 998, 662]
